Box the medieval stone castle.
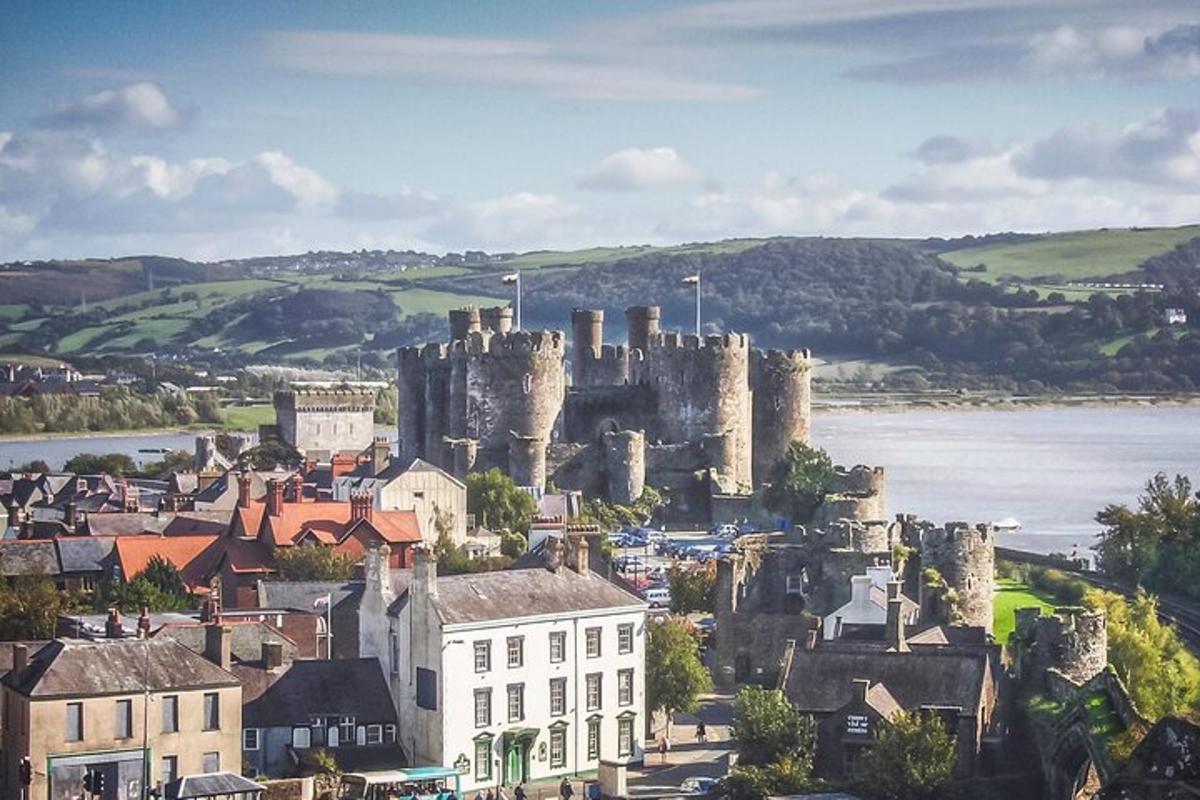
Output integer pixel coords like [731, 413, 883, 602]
[395, 304, 811, 517]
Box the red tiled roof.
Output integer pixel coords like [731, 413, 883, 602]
[113, 535, 223, 593]
[220, 538, 275, 575]
[250, 500, 422, 547]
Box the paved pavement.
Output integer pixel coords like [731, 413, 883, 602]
[629, 693, 736, 790]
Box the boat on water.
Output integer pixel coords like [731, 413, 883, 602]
[992, 516, 1022, 532]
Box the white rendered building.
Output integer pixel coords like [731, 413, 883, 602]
[366, 538, 647, 790]
[823, 566, 919, 640]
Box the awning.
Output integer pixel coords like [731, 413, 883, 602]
[161, 772, 265, 799]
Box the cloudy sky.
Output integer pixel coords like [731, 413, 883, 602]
[2, 0, 1200, 260]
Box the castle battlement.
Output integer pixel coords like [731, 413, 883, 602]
[398, 347, 425, 367]
[483, 330, 566, 355]
[650, 331, 750, 352]
[420, 342, 449, 363]
[754, 347, 813, 363]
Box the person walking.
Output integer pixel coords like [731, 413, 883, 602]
[559, 777, 574, 800]
[696, 720, 707, 744]
[515, 785, 527, 800]
[474, 791, 485, 800]
[485, 789, 494, 800]
[497, 786, 508, 800]
[658, 736, 669, 765]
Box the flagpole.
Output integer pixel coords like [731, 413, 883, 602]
[695, 273, 701, 338]
[516, 271, 522, 332]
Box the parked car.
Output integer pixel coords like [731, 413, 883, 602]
[613, 556, 645, 571]
[642, 587, 672, 608]
[680, 777, 718, 795]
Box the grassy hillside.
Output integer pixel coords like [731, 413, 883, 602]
[942, 225, 1200, 283]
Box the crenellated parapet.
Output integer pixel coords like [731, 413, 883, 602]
[751, 347, 813, 484]
[916, 520, 996, 633]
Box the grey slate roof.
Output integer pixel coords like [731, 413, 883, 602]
[257, 573, 412, 612]
[782, 641, 992, 715]
[0, 541, 61, 576]
[418, 566, 645, 626]
[242, 657, 398, 728]
[3, 638, 239, 697]
[154, 621, 297, 665]
[55, 537, 115, 573]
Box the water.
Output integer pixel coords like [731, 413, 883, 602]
[2, 406, 1197, 555]
[812, 405, 1200, 556]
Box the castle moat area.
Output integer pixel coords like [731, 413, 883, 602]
[2, 404, 1197, 557]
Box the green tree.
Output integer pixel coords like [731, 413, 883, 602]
[466, 468, 537, 534]
[719, 756, 817, 800]
[731, 686, 817, 766]
[852, 711, 957, 800]
[0, 575, 75, 639]
[762, 443, 835, 524]
[500, 532, 528, 558]
[15, 459, 50, 472]
[1086, 588, 1200, 719]
[273, 545, 356, 582]
[238, 437, 302, 471]
[63, 452, 138, 476]
[670, 564, 717, 614]
[141, 555, 189, 597]
[646, 618, 712, 731]
[1096, 473, 1200, 592]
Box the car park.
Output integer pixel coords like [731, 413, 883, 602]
[642, 587, 672, 608]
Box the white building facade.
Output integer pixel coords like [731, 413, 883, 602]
[386, 541, 646, 790]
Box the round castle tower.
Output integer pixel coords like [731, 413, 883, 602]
[922, 522, 996, 633]
[461, 330, 566, 452]
[647, 332, 753, 488]
[750, 348, 812, 485]
[603, 429, 646, 505]
[626, 305, 661, 354]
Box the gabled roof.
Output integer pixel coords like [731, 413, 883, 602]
[0, 540, 61, 576]
[399, 566, 645, 626]
[242, 657, 398, 728]
[864, 682, 904, 720]
[154, 620, 296, 666]
[55, 537, 116, 573]
[3, 638, 239, 697]
[256, 500, 422, 547]
[113, 535, 223, 592]
[781, 640, 993, 715]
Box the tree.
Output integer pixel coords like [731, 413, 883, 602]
[0, 575, 75, 639]
[670, 564, 717, 614]
[63, 452, 138, 476]
[646, 618, 712, 732]
[500, 531, 528, 558]
[731, 686, 817, 766]
[273, 545, 356, 582]
[762, 443, 835, 524]
[1086, 588, 1200, 719]
[719, 756, 816, 800]
[15, 459, 50, 472]
[238, 438, 302, 471]
[141, 555, 188, 597]
[466, 468, 537, 534]
[852, 711, 956, 800]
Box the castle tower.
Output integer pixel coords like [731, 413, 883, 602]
[626, 305, 661, 353]
[647, 332, 753, 488]
[751, 348, 812, 486]
[463, 331, 566, 455]
[397, 347, 427, 465]
[572, 309, 602, 386]
[421, 343, 452, 467]
[604, 429, 645, 504]
[273, 388, 374, 457]
[508, 433, 547, 489]
[922, 522, 996, 633]
[480, 306, 514, 334]
[448, 307, 482, 341]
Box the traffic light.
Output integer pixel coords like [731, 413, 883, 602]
[18, 757, 30, 786]
[82, 768, 105, 795]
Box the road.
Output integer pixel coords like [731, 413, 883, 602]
[629, 694, 736, 791]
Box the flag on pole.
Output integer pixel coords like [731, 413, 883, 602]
[682, 275, 699, 285]
[313, 593, 330, 609]
[502, 273, 519, 285]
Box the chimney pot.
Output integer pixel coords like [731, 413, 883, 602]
[205, 623, 233, 671]
[413, 545, 437, 599]
[266, 479, 284, 517]
[263, 641, 285, 669]
[237, 472, 252, 509]
[137, 607, 151, 639]
[105, 607, 123, 639]
[12, 643, 27, 675]
[569, 534, 590, 576]
[290, 473, 304, 503]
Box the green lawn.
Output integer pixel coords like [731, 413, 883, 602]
[496, 238, 767, 270]
[943, 225, 1200, 283]
[1100, 326, 1188, 356]
[0, 305, 28, 322]
[994, 577, 1056, 644]
[220, 405, 275, 431]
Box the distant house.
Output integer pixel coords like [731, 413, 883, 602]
[332, 448, 468, 548]
[239, 657, 404, 777]
[822, 567, 920, 640]
[1165, 308, 1188, 325]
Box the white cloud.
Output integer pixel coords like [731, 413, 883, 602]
[37, 82, 182, 134]
[265, 31, 757, 102]
[576, 147, 701, 191]
[425, 192, 591, 251]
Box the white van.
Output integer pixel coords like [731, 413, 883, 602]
[643, 587, 672, 608]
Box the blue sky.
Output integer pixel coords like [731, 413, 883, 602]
[2, 0, 1199, 260]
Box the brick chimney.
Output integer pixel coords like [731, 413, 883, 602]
[123, 482, 139, 512]
[350, 492, 374, 524]
[331, 453, 357, 478]
[7, 502, 21, 532]
[413, 544, 437, 599]
[205, 623, 232, 671]
[568, 534, 589, 576]
[137, 607, 151, 639]
[290, 472, 304, 503]
[237, 472, 252, 509]
[371, 436, 390, 477]
[64, 501, 77, 530]
[266, 479, 284, 517]
[885, 580, 909, 653]
[11, 643, 27, 675]
[262, 641, 285, 670]
[105, 608, 123, 639]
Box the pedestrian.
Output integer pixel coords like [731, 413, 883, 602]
[696, 720, 707, 743]
[497, 786, 509, 800]
[658, 736, 669, 765]
[474, 790, 485, 800]
[560, 778, 574, 800]
[516, 785, 527, 800]
[486, 789, 494, 800]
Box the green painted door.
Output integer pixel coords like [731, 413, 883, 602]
[505, 742, 520, 784]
